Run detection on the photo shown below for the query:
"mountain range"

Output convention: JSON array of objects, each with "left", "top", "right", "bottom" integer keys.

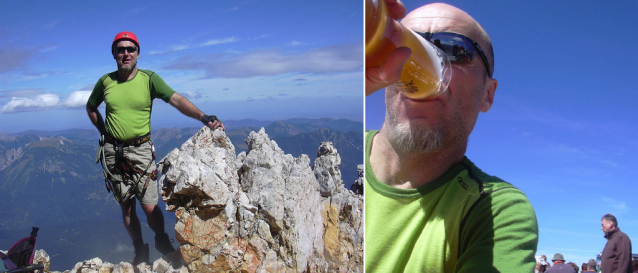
[{"left": 0, "top": 118, "right": 362, "bottom": 271}]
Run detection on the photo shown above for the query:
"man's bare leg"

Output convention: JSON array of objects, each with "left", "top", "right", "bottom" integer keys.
[
  {"left": 141, "top": 204, "right": 165, "bottom": 235},
  {"left": 121, "top": 198, "right": 149, "bottom": 265},
  {"left": 121, "top": 198, "right": 143, "bottom": 242},
  {"left": 141, "top": 203, "right": 175, "bottom": 255}
]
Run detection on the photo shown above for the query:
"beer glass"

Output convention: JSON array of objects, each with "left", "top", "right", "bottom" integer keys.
[{"left": 366, "top": 0, "right": 452, "bottom": 99}]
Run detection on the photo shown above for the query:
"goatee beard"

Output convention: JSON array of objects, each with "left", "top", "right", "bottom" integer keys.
[
  {"left": 386, "top": 121, "right": 444, "bottom": 154},
  {"left": 119, "top": 63, "right": 136, "bottom": 73}
]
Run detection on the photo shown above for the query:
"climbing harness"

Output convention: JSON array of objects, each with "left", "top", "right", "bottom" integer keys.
[{"left": 96, "top": 133, "right": 157, "bottom": 204}]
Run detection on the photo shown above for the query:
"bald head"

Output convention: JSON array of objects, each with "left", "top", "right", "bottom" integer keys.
[{"left": 400, "top": 3, "right": 494, "bottom": 76}]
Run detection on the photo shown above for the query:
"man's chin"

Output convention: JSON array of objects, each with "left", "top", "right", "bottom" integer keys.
[
  {"left": 386, "top": 123, "right": 443, "bottom": 154},
  {"left": 119, "top": 65, "right": 135, "bottom": 72}
]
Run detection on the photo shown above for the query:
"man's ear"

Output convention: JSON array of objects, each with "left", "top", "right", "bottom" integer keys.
[{"left": 479, "top": 78, "right": 497, "bottom": 113}]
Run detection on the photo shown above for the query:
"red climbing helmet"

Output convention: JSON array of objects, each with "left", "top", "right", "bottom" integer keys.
[{"left": 111, "top": 31, "right": 140, "bottom": 55}]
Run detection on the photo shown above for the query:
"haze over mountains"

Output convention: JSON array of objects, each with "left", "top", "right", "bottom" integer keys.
[{"left": 0, "top": 118, "right": 362, "bottom": 271}]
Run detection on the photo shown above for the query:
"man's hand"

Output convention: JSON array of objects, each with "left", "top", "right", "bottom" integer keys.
[
  {"left": 201, "top": 114, "right": 225, "bottom": 131},
  {"left": 365, "top": 0, "right": 411, "bottom": 96},
  {"left": 385, "top": 0, "right": 407, "bottom": 20},
  {"left": 366, "top": 47, "right": 411, "bottom": 96}
]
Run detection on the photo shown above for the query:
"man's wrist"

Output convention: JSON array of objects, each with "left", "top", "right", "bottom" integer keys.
[{"left": 200, "top": 114, "right": 220, "bottom": 125}]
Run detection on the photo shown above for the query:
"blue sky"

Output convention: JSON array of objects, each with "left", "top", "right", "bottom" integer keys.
[
  {"left": 366, "top": 0, "right": 638, "bottom": 267},
  {"left": 0, "top": 0, "right": 363, "bottom": 134}
]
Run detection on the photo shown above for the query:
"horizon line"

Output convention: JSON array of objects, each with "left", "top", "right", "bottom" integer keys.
[{"left": 0, "top": 117, "right": 364, "bottom": 135}]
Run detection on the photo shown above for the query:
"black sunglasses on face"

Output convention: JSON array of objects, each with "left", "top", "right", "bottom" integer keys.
[
  {"left": 415, "top": 32, "right": 492, "bottom": 78},
  {"left": 116, "top": 46, "right": 138, "bottom": 54}
]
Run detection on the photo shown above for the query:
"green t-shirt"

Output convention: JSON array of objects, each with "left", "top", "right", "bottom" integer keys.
[
  {"left": 365, "top": 130, "right": 538, "bottom": 273},
  {"left": 88, "top": 69, "right": 176, "bottom": 141}
]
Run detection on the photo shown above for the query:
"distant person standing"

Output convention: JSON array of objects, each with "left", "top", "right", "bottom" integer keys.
[
  {"left": 86, "top": 31, "right": 224, "bottom": 265},
  {"left": 632, "top": 259, "right": 638, "bottom": 273},
  {"left": 567, "top": 262, "right": 580, "bottom": 273},
  {"left": 537, "top": 254, "right": 552, "bottom": 273},
  {"left": 600, "top": 214, "right": 632, "bottom": 273},
  {"left": 545, "top": 253, "right": 576, "bottom": 273},
  {"left": 582, "top": 259, "right": 597, "bottom": 272}
]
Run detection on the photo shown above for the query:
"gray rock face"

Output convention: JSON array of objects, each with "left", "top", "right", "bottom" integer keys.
[
  {"left": 314, "top": 142, "right": 342, "bottom": 197},
  {"left": 157, "top": 127, "right": 362, "bottom": 272},
  {"left": 0, "top": 146, "right": 24, "bottom": 171},
  {"left": 160, "top": 127, "right": 239, "bottom": 213}
]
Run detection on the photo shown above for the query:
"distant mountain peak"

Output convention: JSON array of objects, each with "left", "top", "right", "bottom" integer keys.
[{"left": 26, "top": 136, "right": 70, "bottom": 148}]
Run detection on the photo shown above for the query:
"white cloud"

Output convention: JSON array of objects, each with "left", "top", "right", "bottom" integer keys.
[
  {"left": 64, "top": 91, "right": 91, "bottom": 108},
  {"left": 202, "top": 37, "right": 237, "bottom": 46},
  {"left": 601, "top": 197, "right": 628, "bottom": 214},
  {"left": 170, "top": 45, "right": 190, "bottom": 51},
  {"left": 1, "top": 94, "right": 60, "bottom": 112},
  {"left": 163, "top": 43, "right": 362, "bottom": 78},
  {"left": 42, "top": 20, "right": 59, "bottom": 29},
  {"left": 1, "top": 91, "right": 90, "bottom": 113},
  {"left": 182, "top": 91, "right": 202, "bottom": 100},
  {"left": 149, "top": 37, "right": 238, "bottom": 55},
  {"left": 112, "top": 243, "right": 133, "bottom": 253}
]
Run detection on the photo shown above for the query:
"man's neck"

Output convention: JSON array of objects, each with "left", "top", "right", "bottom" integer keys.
[
  {"left": 369, "top": 128, "right": 467, "bottom": 189},
  {"left": 117, "top": 68, "right": 137, "bottom": 81}
]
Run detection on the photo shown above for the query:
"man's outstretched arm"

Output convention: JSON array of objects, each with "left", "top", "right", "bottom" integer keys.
[{"left": 168, "top": 93, "right": 224, "bottom": 130}]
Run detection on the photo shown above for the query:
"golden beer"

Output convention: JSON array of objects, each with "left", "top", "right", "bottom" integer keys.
[{"left": 366, "top": 0, "right": 451, "bottom": 99}]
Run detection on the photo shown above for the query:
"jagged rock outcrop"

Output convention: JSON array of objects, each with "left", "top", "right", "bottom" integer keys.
[
  {"left": 32, "top": 127, "right": 362, "bottom": 272},
  {"left": 314, "top": 142, "right": 342, "bottom": 197},
  {"left": 157, "top": 127, "right": 363, "bottom": 272}
]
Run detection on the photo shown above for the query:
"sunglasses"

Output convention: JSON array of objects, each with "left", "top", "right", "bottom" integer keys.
[
  {"left": 115, "top": 46, "right": 138, "bottom": 54},
  {"left": 415, "top": 32, "right": 492, "bottom": 78}
]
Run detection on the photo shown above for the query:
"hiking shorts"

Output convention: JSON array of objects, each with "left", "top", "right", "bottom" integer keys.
[{"left": 104, "top": 141, "right": 158, "bottom": 205}]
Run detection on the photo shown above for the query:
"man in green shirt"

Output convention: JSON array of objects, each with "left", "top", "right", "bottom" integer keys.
[
  {"left": 86, "top": 31, "right": 224, "bottom": 265},
  {"left": 365, "top": 1, "right": 538, "bottom": 272}
]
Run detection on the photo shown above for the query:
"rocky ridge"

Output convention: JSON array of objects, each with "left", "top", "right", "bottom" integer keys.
[{"left": 31, "top": 127, "right": 362, "bottom": 272}]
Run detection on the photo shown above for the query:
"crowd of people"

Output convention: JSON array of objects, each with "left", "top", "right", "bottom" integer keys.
[
  {"left": 535, "top": 214, "right": 634, "bottom": 273},
  {"left": 535, "top": 254, "right": 638, "bottom": 273},
  {"left": 534, "top": 254, "right": 597, "bottom": 273}
]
